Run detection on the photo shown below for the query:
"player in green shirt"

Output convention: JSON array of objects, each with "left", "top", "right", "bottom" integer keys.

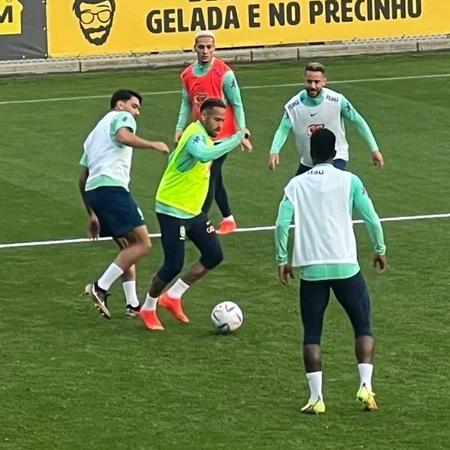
[
  {"left": 79, "top": 89, "right": 168, "bottom": 319},
  {"left": 139, "top": 98, "right": 246, "bottom": 331},
  {"left": 275, "top": 128, "right": 387, "bottom": 414},
  {"left": 268, "top": 62, "right": 384, "bottom": 175}
]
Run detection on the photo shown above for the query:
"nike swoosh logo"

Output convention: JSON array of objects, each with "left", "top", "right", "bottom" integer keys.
[{"left": 310, "top": 113, "right": 318, "bottom": 117}]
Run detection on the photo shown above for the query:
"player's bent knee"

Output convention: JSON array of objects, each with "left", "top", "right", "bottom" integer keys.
[{"left": 141, "top": 239, "right": 152, "bottom": 255}]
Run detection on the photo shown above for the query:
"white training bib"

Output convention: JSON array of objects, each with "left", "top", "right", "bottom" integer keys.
[
  {"left": 285, "top": 88, "right": 349, "bottom": 167},
  {"left": 284, "top": 164, "right": 358, "bottom": 267}
]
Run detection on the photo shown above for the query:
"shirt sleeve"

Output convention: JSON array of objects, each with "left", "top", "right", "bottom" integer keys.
[
  {"left": 341, "top": 97, "right": 379, "bottom": 152},
  {"left": 222, "top": 71, "right": 246, "bottom": 129},
  {"left": 275, "top": 195, "right": 295, "bottom": 265},
  {"left": 110, "top": 111, "right": 137, "bottom": 136},
  {"left": 79, "top": 151, "right": 88, "bottom": 167},
  {"left": 185, "top": 131, "right": 244, "bottom": 162},
  {"left": 270, "top": 111, "right": 293, "bottom": 154},
  {"left": 351, "top": 175, "right": 386, "bottom": 255},
  {"left": 175, "top": 87, "right": 192, "bottom": 132}
]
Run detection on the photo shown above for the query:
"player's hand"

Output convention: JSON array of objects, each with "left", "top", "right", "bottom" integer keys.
[
  {"left": 372, "top": 151, "right": 384, "bottom": 169},
  {"left": 88, "top": 213, "right": 100, "bottom": 240},
  {"left": 174, "top": 130, "right": 183, "bottom": 144},
  {"left": 268, "top": 153, "right": 280, "bottom": 171},
  {"left": 240, "top": 128, "right": 253, "bottom": 152},
  {"left": 278, "top": 264, "right": 294, "bottom": 286},
  {"left": 151, "top": 141, "right": 170, "bottom": 154},
  {"left": 373, "top": 254, "right": 388, "bottom": 273}
]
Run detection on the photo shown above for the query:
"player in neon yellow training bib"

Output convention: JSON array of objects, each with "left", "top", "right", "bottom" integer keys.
[{"left": 139, "top": 98, "right": 247, "bottom": 331}]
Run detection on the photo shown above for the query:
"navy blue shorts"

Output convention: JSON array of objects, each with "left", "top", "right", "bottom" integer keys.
[
  {"left": 295, "top": 158, "right": 347, "bottom": 176},
  {"left": 85, "top": 187, "right": 145, "bottom": 238},
  {"left": 156, "top": 212, "right": 223, "bottom": 283},
  {"left": 299, "top": 271, "right": 372, "bottom": 345}
]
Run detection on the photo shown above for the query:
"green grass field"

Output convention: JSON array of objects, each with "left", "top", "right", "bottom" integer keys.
[{"left": 0, "top": 53, "right": 449, "bottom": 449}]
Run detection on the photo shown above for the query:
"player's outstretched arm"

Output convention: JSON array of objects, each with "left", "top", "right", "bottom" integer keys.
[
  {"left": 116, "top": 128, "right": 169, "bottom": 153},
  {"left": 187, "top": 131, "right": 244, "bottom": 162}
]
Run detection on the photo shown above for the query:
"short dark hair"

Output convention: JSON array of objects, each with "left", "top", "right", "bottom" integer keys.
[
  {"left": 110, "top": 89, "right": 142, "bottom": 109},
  {"left": 305, "top": 62, "right": 326, "bottom": 74},
  {"left": 200, "top": 98, "right": 226, "bottom": 113},
  {"left": 310, "top": 128, "right": 336, "bottom": 162},
  {"left": 73, "top": 0, "right": 116, "bottom": 18}
]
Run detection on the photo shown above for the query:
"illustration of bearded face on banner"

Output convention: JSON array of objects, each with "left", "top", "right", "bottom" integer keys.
[{"left": 72, "top": 0, "right": 116, "bottom": 45}]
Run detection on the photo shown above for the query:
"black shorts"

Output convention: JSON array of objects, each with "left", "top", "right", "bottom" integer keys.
[
  {"left": 299, "top": 271, "right": 372, "bottom": 345},
  {"left": 85, "top": 187, "right": 145, "bottom": 238},
  {"left": 156, "top": 212, "right": 223, "bottom": 282}
]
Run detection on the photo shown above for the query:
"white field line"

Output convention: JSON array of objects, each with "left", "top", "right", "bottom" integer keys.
[
  {"left": 0, "top": 212, "right": 449, "bottom": 250},
  {"left": 1, "top": 73, "right": 450, "bottom": 106}
]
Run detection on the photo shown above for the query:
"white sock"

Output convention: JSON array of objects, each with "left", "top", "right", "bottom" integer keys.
[
  {"left": 166, "top": 279, "right": 190, "bottom": 299},
  {"left": 97, "top": 263, "right": 124, "bottom": 291},
  {"left": 223, "top": 214, "right": 235, "bottom": 222},
  {"left": 122, "top": 281, "right": 139, "bottom": 307},
  {"left": 358, "top": 363, "right": 373, "bottom": 391},
  {"left": 306, "top": 371, "right": 323, "bottom": 401},
  {"left": 142, "top": 293, "right": 158, "bottom": 311}
]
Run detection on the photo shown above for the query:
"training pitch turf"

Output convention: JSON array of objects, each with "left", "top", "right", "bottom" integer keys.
[{"left": 0, "top": 53, "right": 449, "bottom": 449}]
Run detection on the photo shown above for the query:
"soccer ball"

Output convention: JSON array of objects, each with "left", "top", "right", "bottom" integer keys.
[{"left": 211, "top": 301, "right": 243, "bottom": 333}]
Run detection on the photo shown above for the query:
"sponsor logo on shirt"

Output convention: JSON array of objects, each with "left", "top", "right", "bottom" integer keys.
[
  {"left": 307, "top": 123, "right": 325, "bottom": 136},
  {"left": 287, "top": 99, "right": 300, "bottom": 110},
  {"left": 193, "top": 93, "right": 208, "bottom": 107},
  {"left": 326, "top": 94, "right": 339, "bottom": 102}
]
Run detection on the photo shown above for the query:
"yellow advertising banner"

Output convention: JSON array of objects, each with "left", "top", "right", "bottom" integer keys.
[{"left": 47, "top": 0, "right": 450, "bottom": 58}]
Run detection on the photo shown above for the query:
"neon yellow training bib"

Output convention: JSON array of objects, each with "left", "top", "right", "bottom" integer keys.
[{"left": 156, "top": 122, "right": 213, "bottom": 215}]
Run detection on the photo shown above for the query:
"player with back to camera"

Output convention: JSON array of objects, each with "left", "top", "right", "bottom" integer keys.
[
  {"left": 275, "top": 128, "right": 387, "bottom": 414},
  {"left": 139, "top": 98, "right": 248, "bottom": 331},
  {"left": 268, "top": 62, "right": 384, "bottom": 175},
  {"left": 79, "top": 89, "right": 169, "bottom": 319},
  {"left": 174, "top": 30, "right": 252, "bottom": 235}
]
